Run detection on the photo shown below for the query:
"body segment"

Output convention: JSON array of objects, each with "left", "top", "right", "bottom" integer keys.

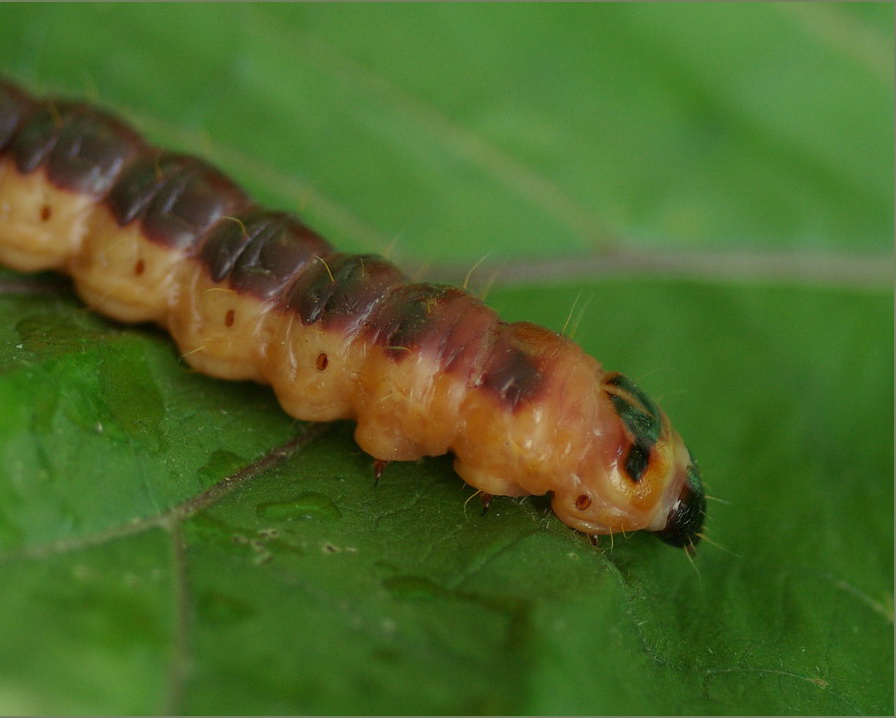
[{"left": 0, "top": 79, "right": 706, "bottom": 548}]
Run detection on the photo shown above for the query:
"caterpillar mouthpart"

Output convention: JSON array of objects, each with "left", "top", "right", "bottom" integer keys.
[{"left": 650, "top": 461, "right": 706, "bottom": 550}]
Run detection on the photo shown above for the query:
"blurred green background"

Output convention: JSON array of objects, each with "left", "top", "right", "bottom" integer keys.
[{"left": 0, "top": 4, "right": 892, "bottom": 714}]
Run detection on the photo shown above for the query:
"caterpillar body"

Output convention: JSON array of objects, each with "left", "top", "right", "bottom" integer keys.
[{"left": 0, "top": 78, "right": 705, "bottom": 549}]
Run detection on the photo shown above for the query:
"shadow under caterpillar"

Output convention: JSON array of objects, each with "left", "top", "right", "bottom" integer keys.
[{"left": 0, "top": 78, "right": 705, "bottom": 550}]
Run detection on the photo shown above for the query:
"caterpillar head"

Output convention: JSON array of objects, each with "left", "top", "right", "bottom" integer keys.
[{"left": 551, "top": 372, "right": 706, "bottom": 551}]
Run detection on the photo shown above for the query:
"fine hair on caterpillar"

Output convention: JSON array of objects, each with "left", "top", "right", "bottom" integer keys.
[{"left": 0, "top": 78, "right": 706, "bottom": 551}]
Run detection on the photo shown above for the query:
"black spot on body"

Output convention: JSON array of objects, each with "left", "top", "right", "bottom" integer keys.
[
  {"left": 623, "top": 440, "right": 650, "bottom": 483},
  {"left": 605, "top": 373, "right": 662, "bottom": 445},
  {"left": 604, "top": 373, "right": 667, "bottom": 483}
]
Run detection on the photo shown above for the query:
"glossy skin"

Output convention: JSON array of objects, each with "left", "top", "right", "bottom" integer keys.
[{"left": 0, "top": 79, "right": 705, "bottom": 548}]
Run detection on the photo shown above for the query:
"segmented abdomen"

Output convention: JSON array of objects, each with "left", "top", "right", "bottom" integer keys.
[{"left": 0, "top": 79, "right": 706, "bottom": 548}]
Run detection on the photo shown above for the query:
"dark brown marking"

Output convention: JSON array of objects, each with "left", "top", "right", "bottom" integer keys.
[
  {"left": 0, "top": 80, "right": 32, "bottom": 150},
  {"left": 106, "top": 152, "right": 249, "bottom": 252},
  {"left": 200, "top": 210, "right": 332, "bottom": 300},
  {"left": 40, "top": 205, "right": 51, "bottom": 221},
  {"left": 436, "top": 299, "right": 499, "bottom": 375},
  {"left": 140, "top": 162, "right": 249, "bottom": 250},
  {"left": 46, "top": 110, "right": 143, "bottom": 195},
  {"left": 6, "top": 101, "right": 78, "bottom": 174},
  {"left": 316, "top": 352, "right": 329, "bottom": 371},
  {"left": 1, "top": 95, "right": 142, "bottom": 196},
  {"left": 134, "top": 259, "right": 145, "bottom": 276},
  {"left": 107, "top": 154, "right": 194, "bottom": 226},
  {"left": 199, "top": 213, "right": 251, "bottom": 281},
  {"left": 284, "top": 254, "right": 405, "bottom": 329},
  {"left": 224, "top": 309, "right": 235, "bottom": 327},
  {"left": 575, "top": 494, "right": 591, "bottom": 510},
  {"left": 366, "top": 285, "right": 498, "bottom": 375},
  {"left": 479, "top": 325, "right": 544, "bottom": 411},
  {"left": 365, "top": 283, "right": 454, "bottom": 358}
]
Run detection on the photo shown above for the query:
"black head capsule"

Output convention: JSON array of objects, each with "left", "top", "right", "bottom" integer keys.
[{"left": 651, "top": 461, "right": 706, "bottom": 550}]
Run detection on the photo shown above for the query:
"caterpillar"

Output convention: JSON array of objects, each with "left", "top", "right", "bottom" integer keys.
[{"left": 0, "top": 78, "right": 705, "bottom": 550}]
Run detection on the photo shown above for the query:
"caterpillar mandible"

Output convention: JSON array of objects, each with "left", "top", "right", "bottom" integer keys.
[{"left": 0, "top": 78, "right": 706, "bottom": 550}]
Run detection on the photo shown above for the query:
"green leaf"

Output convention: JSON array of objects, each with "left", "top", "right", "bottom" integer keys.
[{"left": 0, "top": 4, "right": 891, "bottom": 714}]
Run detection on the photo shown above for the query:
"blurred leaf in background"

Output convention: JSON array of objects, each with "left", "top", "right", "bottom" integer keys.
[{"left": 0, "top": 3, "right": 892, "bottom": 715}]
